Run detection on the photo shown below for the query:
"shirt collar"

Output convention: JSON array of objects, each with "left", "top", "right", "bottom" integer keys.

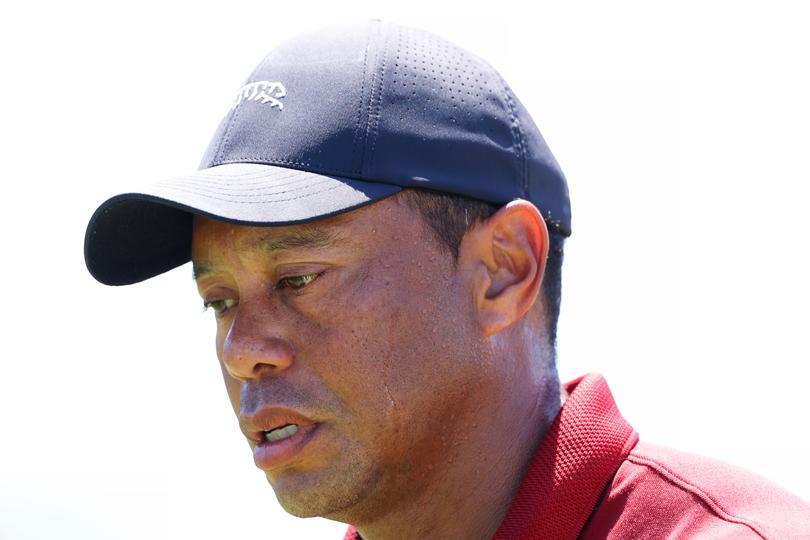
[{"left": 492, "top": 373, "right": 638, "bottom": 539}]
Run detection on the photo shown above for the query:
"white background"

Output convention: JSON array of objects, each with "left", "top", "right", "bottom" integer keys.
[{"left": 1, "top": 1, "right": 809, "bottom": 538}]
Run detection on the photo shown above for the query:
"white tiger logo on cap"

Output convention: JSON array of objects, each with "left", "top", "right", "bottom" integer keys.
[{"left": 231, "top": 81, "right": 286, "bottom": 110}]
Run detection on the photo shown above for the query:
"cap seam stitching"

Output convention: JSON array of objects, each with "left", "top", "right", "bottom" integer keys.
[
  {"left": 350, "top": 20, "right": 374, "bottom": 175},
  {"left": 214, "top": 157, "right": 358, "bottom": 177},
  {"left": 156, "top": 176, "right": 319, "bottom": 192},
  {"left": 500, "top": 81, "right": 528, "bottom": 199},
  {"left": 366, "top": 22, "right": 389, "bottom": 171},
  {"left": 358, "top": 21, "right": 382, "bottom": 175},
  {"left": 152, "top": 182, "right": 345, "bottom": 204},
  {"left": 169, "top": 171, "right": 308, "bottom": 184},
  {"left": 185, "top": 167, "right": 294, "bottom": 180},
  {"left": 154, "top": 177, "right": 334, "bottom": 196},
  {"left": 163, "top": 174, "right": 310, "bottom": 186}
]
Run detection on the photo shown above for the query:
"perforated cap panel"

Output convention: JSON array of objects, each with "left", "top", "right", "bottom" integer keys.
[{"left": 366, "top": 22, "right": 571, "bottom": 233}]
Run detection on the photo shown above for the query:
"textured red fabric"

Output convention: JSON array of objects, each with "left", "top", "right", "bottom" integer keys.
[
  {"left": 343, "top": 523, "right": 360, "bottom": 539},
  {"left": 579, "top": 441, "right": 810, "bottom": 539}
]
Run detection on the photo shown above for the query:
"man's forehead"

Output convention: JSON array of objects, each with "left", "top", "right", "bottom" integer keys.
[{"left": 191, "top": 203, "right": 375, "bottom": 279}]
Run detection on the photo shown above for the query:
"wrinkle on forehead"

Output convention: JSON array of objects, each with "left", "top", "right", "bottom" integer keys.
[{"left": 241, "top": 226, "right": 343, "bottom": 254}]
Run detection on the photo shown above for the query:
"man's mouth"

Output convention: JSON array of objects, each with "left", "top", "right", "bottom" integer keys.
[
  {"left": 239, "top": 408, "right": 321, "bottom": 470},
  {"left": 254, "top": 422, "right": 320, "bottom": 471},
  {"left": 264, "top": 423, "right": 299, "bottom": 443}
]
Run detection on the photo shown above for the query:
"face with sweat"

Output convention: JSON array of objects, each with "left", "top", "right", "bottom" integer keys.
[{"left": 191, "top": 193, "right": 546, "bottom": 523}]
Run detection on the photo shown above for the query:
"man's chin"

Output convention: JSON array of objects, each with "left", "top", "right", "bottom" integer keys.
[{"left": 266, "top": 465, "right": 378, "bottom": 521}]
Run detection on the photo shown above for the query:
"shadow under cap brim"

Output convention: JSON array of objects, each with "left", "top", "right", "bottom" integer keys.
[{"left": 84, "top": 163, "right": 402, "bottom": 286}]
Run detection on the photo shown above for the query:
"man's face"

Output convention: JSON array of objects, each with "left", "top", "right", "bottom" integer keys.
[{"left": 191, "top": 196, "right": 501, "bottom": 521}]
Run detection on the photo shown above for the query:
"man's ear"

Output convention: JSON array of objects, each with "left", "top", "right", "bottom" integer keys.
[{"left": 460, "top": 200, "right": 549, "bottom": 337}]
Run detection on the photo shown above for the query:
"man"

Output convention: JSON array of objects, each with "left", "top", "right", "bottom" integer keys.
[{"left": 84, "top": 19, "right": 810, "bottom": 539}]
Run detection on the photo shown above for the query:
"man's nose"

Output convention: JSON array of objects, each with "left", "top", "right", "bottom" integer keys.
[{"left": 221, "top": 309, "right": 294, "bottom": 381}]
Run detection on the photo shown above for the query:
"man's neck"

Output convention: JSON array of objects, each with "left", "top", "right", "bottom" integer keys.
[{"left": 352, "top": 375, "right": 564, "bottom": 540}]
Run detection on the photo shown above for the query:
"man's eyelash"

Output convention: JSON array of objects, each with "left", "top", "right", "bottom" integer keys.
[
  {"left": 275, "top": 272, "right": 322, "bottom": 290},
  {"left": 201, "top": 297, "right": 238, "bottom": 317}
]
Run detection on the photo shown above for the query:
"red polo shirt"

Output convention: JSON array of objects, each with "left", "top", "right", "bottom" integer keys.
[{"left": 344, "top": 373, "right": 810, "bottom": 539}]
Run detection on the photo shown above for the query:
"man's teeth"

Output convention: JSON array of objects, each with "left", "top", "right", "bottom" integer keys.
[{"left": 264, "top": 424, "right": 299, "bottom": 442}]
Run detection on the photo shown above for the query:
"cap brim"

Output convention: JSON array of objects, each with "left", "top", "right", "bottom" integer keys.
[{"left": 84, "top": 163, "right": 402, "bottom": 285}]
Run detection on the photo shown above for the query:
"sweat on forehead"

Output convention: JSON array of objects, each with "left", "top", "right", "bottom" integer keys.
[{"left": 193, "top": 221, "right": 340, "bottom": 276}]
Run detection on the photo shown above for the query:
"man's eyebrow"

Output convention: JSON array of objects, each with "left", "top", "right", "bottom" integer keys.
[
  {"left": 248, "top": 226, "right": 343, "bottom": 253},
  {"left": 192, "top": 224, "right": 349, "bottom": 281}
]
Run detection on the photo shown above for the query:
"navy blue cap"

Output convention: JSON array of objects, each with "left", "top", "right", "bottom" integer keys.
[{"left": 85, "top": 19, "right": 571, "bottom": 286}]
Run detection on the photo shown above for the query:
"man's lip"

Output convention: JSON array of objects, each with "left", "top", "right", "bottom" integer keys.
[
  {"left": 239, "top": 406, "right": 318, "bottom": 443},
  {"left": 253, "top": 422, "right": 321, "bottom": 471}
]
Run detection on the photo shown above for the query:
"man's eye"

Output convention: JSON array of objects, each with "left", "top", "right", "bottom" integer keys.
[
  {"left": 276, "top": 273, "right": 320, "bottom": 290},
  {"left": 203, "top": 298, "right": 237, "bottom": 315}
]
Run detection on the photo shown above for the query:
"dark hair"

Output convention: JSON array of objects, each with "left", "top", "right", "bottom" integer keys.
[{"left": 397, "top": 188, "right": 565, "bottom": 355}]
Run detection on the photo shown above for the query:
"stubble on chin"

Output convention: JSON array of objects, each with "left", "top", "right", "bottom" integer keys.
[{"left": 267, "top": 446, "right": 383, "bottom": 521}]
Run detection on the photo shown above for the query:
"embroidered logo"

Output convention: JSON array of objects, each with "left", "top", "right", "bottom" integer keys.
[{"left": 231, "top": 81, "right": 287, "bottom": 110}]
